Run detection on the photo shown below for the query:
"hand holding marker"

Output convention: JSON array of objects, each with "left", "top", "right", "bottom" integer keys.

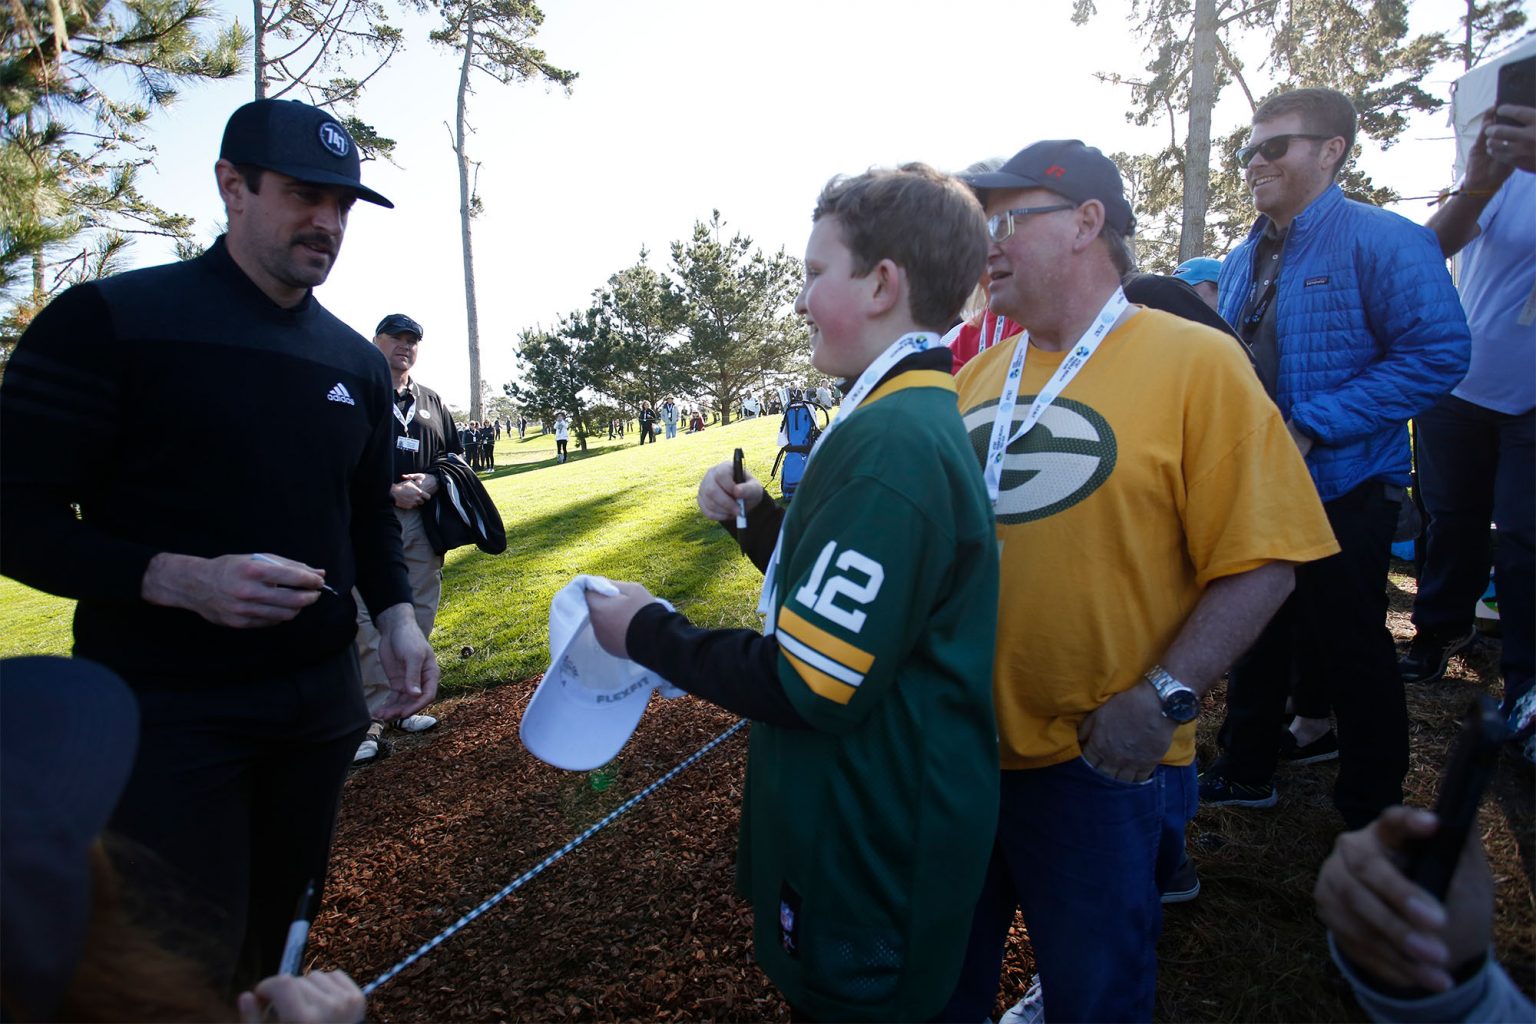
[
  {"left": 251, "top": 552, "right": 339, "bottom": 597},
  {"left": 733, "top": 448, "right": 748, "bottom": 529}
]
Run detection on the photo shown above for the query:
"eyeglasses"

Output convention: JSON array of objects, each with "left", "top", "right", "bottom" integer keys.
[
  {"left": 1235, "top": 133, "right": 1333, "bottom": 168},
  {"left": 986, "top": 203, "right": 1075, "bottom": 243}
]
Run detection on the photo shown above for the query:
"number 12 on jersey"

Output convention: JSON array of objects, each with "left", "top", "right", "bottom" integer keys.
[{"left": 793, "top": 541, "right": 885, "bottom": 634}]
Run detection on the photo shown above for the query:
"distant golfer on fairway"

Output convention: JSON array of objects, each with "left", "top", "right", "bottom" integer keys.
[{"left": 585, "top": 164, "right": 1000, "bottom": 1022}]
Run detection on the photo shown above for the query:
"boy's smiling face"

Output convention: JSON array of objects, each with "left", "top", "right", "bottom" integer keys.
[{"left": 796, "top": 215, "right": 870, "bottom": 378}]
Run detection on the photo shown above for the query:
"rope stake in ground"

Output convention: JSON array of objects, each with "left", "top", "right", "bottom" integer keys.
[{"left": 362, "top": 718, "right": 748, "bottom": 995}]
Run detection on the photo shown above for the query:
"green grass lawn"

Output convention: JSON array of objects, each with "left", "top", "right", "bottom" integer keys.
[{"left": 0, "top": 415, "right": 791, "bottom": 694}]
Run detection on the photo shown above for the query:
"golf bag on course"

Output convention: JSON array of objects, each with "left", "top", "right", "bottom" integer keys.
[{"left": 770, "top": 387, "right": 830, "bottom": 499}]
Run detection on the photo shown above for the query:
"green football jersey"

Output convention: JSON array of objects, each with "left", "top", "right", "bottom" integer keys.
[{"left": 739, "top": 367, "right": 1000, "bottom": 1021}]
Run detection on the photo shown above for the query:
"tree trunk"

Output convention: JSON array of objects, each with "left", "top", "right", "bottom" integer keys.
[
  {"left": 454, "top": 15, "right": 483, "bottom": 422},
  {"left": 1179, "top": 0, "right": 1219, "bottom": 263},
  {"left": 254, "top": 0, "right": 266, "bottom": 98},
  {"left": 31, "top": 251, "right": 43, "bottom": 303},
  {"left": 1463, "top": 0, "right": 1473, "bottom": 69}
]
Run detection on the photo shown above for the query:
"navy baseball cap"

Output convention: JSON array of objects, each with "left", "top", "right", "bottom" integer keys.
[
  {"left": 1, "top": 657, "right": 140, "bottom": 1021},
  {"left": 963, "top": 140, "right": 1135, "bottom": 235},
  {"left": 220, "top": 99, "right": 393, "bottom": 208},
  {"left": 1172, "top": 256, "right": 1222, "bottom": 285},
  {"left": 375, "top": 313, "right": 424, "bottom": 339}
]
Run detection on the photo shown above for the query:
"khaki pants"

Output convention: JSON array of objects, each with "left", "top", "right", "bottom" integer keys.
[{"left": 353, "top": 506, "right": 442, "bottom": 738}]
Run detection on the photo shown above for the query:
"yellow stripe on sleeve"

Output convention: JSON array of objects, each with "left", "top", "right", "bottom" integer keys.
[
  {"left": 777, "top": 605, "right": 875, "bottom": 673},
  {"left": 781, "top": 648, "right": 857, "bottom": 706}
]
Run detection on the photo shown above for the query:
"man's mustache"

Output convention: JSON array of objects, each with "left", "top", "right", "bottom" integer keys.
[{"left": 291, "top": 233, "right": 337, "bottom": 256}]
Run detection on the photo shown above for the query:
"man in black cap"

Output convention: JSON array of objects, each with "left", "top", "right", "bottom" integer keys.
[
  {"left": 352, "top": 314, "right": 460, "bottom": 765},
  {"left": 0, "top": 98, "right": 437, "bottom": 985},
  {"left": 942, "top": 140, "right": 1337, "bottom": 1021}
]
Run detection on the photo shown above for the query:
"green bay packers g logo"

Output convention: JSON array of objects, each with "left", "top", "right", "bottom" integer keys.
[{"left": 963, "top": 396, "right": 1117, "bottom": 524}]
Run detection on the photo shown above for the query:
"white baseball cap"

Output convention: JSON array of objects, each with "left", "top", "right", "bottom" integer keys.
[{"left": 520, "top": 575, "right": 682, "bottom": 771}]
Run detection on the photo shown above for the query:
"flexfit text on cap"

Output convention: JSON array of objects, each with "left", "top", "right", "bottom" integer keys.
[
  {"left": 962, "top": 140, "right": 1135, "bottom": 235},
  {"left": 1172, "top": 256, "right": 1222, "bottom": 286},
  {"left": 220, "top": 99, "right": 393, "bottom": 208},
  {"left": 376, "top": 313, "right": 424, "bottom": 339},
  {"left": 521, "top": 576, "right": 682, "bottom": 771}
]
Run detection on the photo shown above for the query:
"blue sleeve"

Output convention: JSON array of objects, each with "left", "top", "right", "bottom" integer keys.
[{"left": 1289, "top": 220, "right": 1470, "bottom": 446}]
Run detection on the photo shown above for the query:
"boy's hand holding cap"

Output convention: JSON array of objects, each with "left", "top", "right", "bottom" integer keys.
[{"left": 520, "top": 575, "right": 682, "bottom": 771}]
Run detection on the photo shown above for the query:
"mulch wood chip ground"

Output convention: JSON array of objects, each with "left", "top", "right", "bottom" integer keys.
[{"left": 313, "top": 585, "right": 1534, "bottom": 1022}]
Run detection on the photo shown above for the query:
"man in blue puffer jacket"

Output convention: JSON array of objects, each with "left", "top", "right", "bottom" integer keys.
[{"left": 1203, "top": 88, "right": 1470, "bottom": 829}]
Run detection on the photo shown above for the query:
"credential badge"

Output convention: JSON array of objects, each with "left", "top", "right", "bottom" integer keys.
[{"left": 317, "top": 122, "right": 350, "bottom": 158}]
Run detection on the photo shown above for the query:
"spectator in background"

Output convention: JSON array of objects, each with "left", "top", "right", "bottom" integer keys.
[
  {"left": 661, "top": 397, "right": 679, "bottom": 439},
  {"left": 944, "top": 158, "right": 1022, "bottom": 375},
  {"left": 638, "top": 400, "right": 657, "bottom": 445},
  {"left": 1314, "top": 804, "right": 1533, "bottom": 1022},
  {"left": 479, "top": 420, "right": 496, "bottom": 470},
  {"left": 1121, "top": 271, "right": 1243, "bottom": 342},
  {"left": 0, "top": 656, "right": 368, "bottom": 1023},
  {"left": 1171, "top": 255, "right": 1222, "bottom": 310},
  {"left": 352, "top": 314, "right": 454, "bottom": 766},
  {"left": 1205, "top": 88, "right": 1471, "bottom": 828},
  {"left": 1401, "top": 103, "right": 1534, "bottom": 731},
  {"left": 553, "top": 411, "right": 569, "bottom": 463}
]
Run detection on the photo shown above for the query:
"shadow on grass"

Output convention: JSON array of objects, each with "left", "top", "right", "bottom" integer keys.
[
  {"left": 476, "top": 439, "right": 634, "bottom": 482},
  {"left": 433, "top": 490, "right": 755, "bottom": 692}
]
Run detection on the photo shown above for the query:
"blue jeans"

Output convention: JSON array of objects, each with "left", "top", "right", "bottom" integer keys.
[
  {"left": 1414, "top": 395, "right": 1534, "bottom": 713},
  {"left": 943, "top": 759, "right": 1172, "bottom": 1023},
  {"left": 664, "top": 421, "right": 677, "bottom": 439},
  {"left": 1156, "top": 761, "right": 1198, "bottom": 888}
]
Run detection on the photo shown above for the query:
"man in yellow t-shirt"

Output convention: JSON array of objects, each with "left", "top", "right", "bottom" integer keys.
[{"left": 942, "top": 140, "right": 1340, "bottom": 1023}]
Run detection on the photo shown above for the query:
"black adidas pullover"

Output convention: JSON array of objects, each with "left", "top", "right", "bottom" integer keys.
[{"left": 0, "top": 237, "right": 411, "bottom": 687}]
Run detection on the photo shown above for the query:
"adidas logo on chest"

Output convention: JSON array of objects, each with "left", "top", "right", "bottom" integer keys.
[{"left": 327, "top": 382, "right": 356, "bottom": 406}]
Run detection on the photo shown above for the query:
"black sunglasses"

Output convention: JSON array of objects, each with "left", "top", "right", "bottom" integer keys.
[{"left": 1235, "top": 133, "right": 1334, "bottom": 168}]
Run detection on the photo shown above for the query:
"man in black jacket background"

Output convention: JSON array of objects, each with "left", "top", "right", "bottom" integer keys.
[{"left": 352, "top": 313, "right": 462, "bottom": 764}]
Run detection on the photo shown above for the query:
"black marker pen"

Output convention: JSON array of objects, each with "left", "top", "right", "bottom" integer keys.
[
  {"left": 278, "top": 880, "right": 317, "bottom": 976},
  {"left": 733, "top": 448, "right": 748, "bottom": 529}
]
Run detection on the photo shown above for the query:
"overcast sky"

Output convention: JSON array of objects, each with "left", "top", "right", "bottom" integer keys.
[{"left": 124, "top": 0, "right": 1478, "bottom": 407}]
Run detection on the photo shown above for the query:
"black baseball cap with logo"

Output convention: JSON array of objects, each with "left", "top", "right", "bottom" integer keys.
[
  {"left": 220, "top": 99, "right": 393, "bottom": 208},
  {"left": 963, "top": 139, "right": 1135, "bottom": 235},
  {"left": 375, "top": 313, "right": 424, "bottom": 339}
]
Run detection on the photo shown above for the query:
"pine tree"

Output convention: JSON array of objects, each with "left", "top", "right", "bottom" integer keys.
[
  {"left": 431, "top": 0, "right": 573, "bottom": 421},
  {"left": 1074, "top": 0, "right": 1451, "bottom": 263},
  {"left": 670, "top": 211, "right": 801, "bottom": 427},
  {"left": 252, "top": 0, "right": 407, "bottom": 159},
  {"left": 1, "top": 0, "right": 247, "bottom": 358}
]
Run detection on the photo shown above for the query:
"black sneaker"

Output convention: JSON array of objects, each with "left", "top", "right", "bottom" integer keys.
[
  {"left": 1278, "top": 728, "right": 1339, "bottom": 765},
  {"left": 1160, "top": 856, "right": 1201, "bottom": 904},
  {"left": 1198, "top": 770, "right": 1278, "bottom": 808},
  {"left": 1399, "top": 625, "right": 1477, "bottom": 684}
]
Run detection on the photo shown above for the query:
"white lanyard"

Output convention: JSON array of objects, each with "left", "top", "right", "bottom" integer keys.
[
  {"left": 756, "top": 332, "right": 938, "bottom": 629},
  {"left": 980, "top": 311, "right": 1007, "bottom": 353},
  {"left": 392, "top": 383, "right": 417, "bottom": 431},
  {"left": 983, "top": 289, "right": 1128, "bottom": 507}
]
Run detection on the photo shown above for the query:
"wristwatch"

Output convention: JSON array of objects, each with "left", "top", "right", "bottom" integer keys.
[{"left": 1144, "top": 665, "right": 1199, "bottom": 724}]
